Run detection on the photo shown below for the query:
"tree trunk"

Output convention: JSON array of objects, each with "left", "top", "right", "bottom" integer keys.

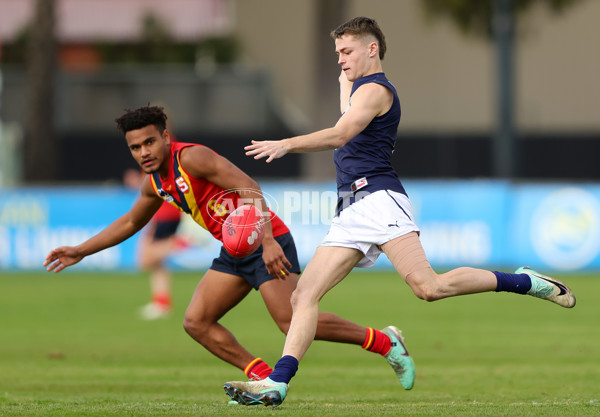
[{"left": 23, "top": 0, "right": 58, "bottom": 183}]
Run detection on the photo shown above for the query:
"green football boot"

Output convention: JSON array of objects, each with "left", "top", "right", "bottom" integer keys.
[
  {"left": 516, "top": 266, "right": 576, "bottom": 308},
  {"left": 224, "top": 377, "right": 288, "bottom": 407},
  {"left": 382, "top": 326, "right": 416, "bottom": 390}
]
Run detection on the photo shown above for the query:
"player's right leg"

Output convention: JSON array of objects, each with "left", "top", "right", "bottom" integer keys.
[
  {"left": 225, "top": 246, "right": 384, "bottom": 407},
  {"left": 281, "top": 245, "right": 364, "bottom": 361},
  {"left": 138, "top": 225, "right": 176, "bottom": 319},
  {"left": 183, "top": 269, "right": 259, "bottom": 371},
  {"left": 138, "top": 219, "right": 180, "bottom": 272},
  {"left": 252, "top": 232, "right": 371, "bottom": 349},
  {"left": 139, "top": 265, "right": 173, "bottom": 320},
  {"left": 258, "top": 271, "right": 367, "bottom": 345}
]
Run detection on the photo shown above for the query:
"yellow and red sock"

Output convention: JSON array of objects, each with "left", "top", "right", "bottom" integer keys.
[
  {"left": 244, "top": 358, "right": 273, "bottom": 381},
  {"left": 152, "top": 293, "right": 172, "bottom": 309},
  {"left": 362, "top": 327, "right": 392, "bottom": 356}
]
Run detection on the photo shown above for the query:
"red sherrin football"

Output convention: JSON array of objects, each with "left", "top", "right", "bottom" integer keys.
[{"left": 222, "top": 205, "right": 265, "bottom": 258}]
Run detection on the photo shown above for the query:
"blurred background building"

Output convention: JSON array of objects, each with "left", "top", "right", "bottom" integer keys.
[
  {"left": 1, "top": 0, "right": 600, "bottom": 272},
  {"left": 1, "top": 0, "right": 598, "bottom": 184}
]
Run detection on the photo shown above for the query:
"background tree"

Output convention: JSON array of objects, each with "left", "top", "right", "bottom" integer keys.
[
  {"left": 422, "top": 0, "right": 582, "bottom": 37},
  {"left": 421, "top": 0, "right": 583, "bottom": 178},
  {"left": 23, "top": 0, "right": 58, "bottom": 183}
]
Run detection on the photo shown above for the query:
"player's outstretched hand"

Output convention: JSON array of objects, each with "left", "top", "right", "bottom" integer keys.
[
  {"left": 44, "top": 246, "right": 84, "bottom": 273},
  {"left": 245, "top": 140, "right": 288, "bottom": 163}
]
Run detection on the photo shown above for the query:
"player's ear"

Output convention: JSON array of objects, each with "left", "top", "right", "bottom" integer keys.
[
  {"left": 163, "top": 129, "right": 171, "bottom": 144},
  {"left": 369, "top": 42, "right": 378, "bottom": 58}
]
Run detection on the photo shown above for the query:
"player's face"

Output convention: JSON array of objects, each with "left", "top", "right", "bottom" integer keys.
[
  {"left": 335, "top": 34, "right": 377, "bottom": 82},
  {"left": 125, "top": 125, "right": 171, "bottom": 175}
]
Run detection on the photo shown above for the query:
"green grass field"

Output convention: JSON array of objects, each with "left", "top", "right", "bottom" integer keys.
[{"left": 0, "top": 270, "right": 598, "bottom": 416}]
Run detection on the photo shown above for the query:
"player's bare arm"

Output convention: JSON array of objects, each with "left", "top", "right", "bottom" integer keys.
[
  {"left": 44, "top": 178, "right": 163, "bottom": 273},
  {"left": 245, "top": 82, "right": 392, "bottom": 162},
  {"left": 178, "top": 146, "right": 291, "bottom": 277}
]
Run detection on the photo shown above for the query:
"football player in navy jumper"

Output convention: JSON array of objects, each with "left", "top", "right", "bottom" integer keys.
[{"left": 224, "top": 16, "right": 576, "bottom": 407}]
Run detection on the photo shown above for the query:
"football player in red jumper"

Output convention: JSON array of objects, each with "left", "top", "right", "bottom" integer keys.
[{"left": 44, "top": 105, "right": 410, "bottom": 387}]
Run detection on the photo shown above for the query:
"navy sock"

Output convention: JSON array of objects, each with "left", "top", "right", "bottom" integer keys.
[
  {"left": 493, "top": 271, "right": 532, "bottom": 294},
  {"left": 268, "top": 355, "right": 299, "bottom": 384}
]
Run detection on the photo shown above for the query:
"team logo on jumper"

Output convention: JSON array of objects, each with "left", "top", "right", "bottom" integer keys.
[
  {"left": 530, "top": 187, "right": 600, "bottom": 270},
  {"left": 157, "top": 189, "right": 174, "bottom": 203}
]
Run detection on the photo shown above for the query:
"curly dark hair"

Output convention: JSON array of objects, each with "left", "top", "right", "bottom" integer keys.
[
  {"left": 330, "top": 16, "right": 387, "bottom": 60},
  {"left": 115, "top": 105, "right": 168, "bottom": 134}
]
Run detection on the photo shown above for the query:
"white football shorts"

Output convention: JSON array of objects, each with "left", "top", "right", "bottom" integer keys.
[{"left": 320, "top": 190, "right": 420, "bottom": 268}]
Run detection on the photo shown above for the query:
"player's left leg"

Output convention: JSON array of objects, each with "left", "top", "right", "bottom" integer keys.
[
  {"left": 382, "top": 232, "right": 496, "bottom": 301},
  {"left": 382, "top": 232, "right": 575, "bottom": 307}
]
